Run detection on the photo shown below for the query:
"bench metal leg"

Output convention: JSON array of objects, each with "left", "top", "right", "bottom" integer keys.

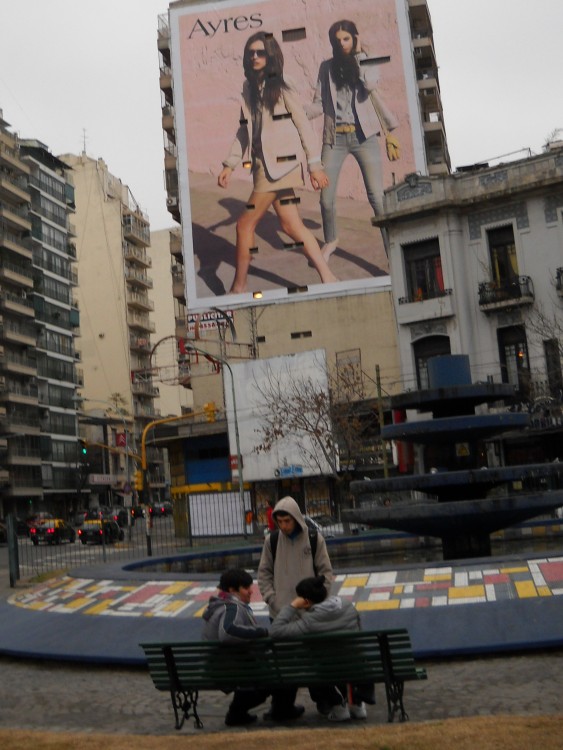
[
  {"left": 170, "top": 688, "right": 203, "bottom": 730},
  {"left": 384, "top": 679, "right": 408, "bottom": 723}
]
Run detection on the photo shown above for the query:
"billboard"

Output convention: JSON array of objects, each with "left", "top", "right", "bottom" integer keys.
[
  {"left": 169, "top": 0, "right": 426, "bottom": 311},
  {"left": 225, "top": 349, "right": 333, "bottom": 482}
]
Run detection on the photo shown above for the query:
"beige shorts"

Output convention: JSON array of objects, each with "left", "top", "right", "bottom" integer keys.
[{"left": 252, "top": 155, "right": 304, "bottom": 193}]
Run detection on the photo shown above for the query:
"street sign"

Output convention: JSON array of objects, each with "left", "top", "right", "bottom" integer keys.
[{"left": 275, "top": 465, "right": 304, "bottom": 478}]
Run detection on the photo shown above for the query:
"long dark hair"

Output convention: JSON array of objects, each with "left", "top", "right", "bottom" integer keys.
[
  {"left": 328, "top": 20, "right": 361, "bottom": 90},
  {"left": 243, "top": 31, "right": 288, "bottom": 114}
]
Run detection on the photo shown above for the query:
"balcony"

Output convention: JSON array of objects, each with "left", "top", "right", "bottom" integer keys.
[
  {"left": 0, "top": 226, "right": 32, "bottom": 259},
  {"left": 123, "top": 241, "right": 151, "bottom": 267},
  {"left": 131, "top": 380, "right": 159, "bottom": 397},
  {"left": 0, "top": 291, "right": 35, "bottom": 317},
  {"left": 0, "top": 203, "right": 31, "bottom": 233},
  {"left": 123, "top": 211, "right": 150, "bottom": 246},
  {"left": 0, "top": 174, "right": 30, "bottom": 203},
  {"left": 396, "top": 288, "right": 454, "bottom": 325},
  {"left": 125, "top": 267, "right": 153, "bottom": 288},
  {"left": 127, "top": 290, "right": 154, "bottom": 312},
  {"left": 128, "top": 312, "right": 155, "bottom": 333},
  {"left": 129, "top": 334, "right": 151, "bottom": 352},
  {"left": 478, "top": 276, "right": 534, "bottom": 312},
  {"left": 0, "top": 259, "right": 34, "bottom": 288},
  {"left": 1, "top": 320, "right": 37, "bottom": 346}
]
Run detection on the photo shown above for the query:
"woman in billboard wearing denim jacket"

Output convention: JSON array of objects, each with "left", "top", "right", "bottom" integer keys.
[
  {"left": 306, "top": 19, "right": 399, "bottom": 261},
  {"left": 218, "top": 31, "right": 338, "bottom": 294}
]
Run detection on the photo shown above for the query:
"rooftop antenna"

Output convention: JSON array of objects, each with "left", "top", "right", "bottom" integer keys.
[{"left": 82, "top": 128, "right": 87, "bottom": 155}]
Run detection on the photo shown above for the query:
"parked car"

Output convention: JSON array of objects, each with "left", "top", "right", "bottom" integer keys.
[
  {"left": 84, "top": 507, "right": 111, "bottom": 521},
  {"left": 29, "top": 519, "right": 76, "bottom": 545},
  {"left": 130, "top": 505, "right": 145, "bottom": 521},
  {"left": 109, "top": 506, "right": 134, "bottom": 528},
  {"left": 151, "top": 501, "right": 173, "bottom": 518},
  {"left": 26, "top": 512, "right": 54, "bottom": 531},
  {"left": 77, "top": 519, "right": 124, "bottom": 545}
]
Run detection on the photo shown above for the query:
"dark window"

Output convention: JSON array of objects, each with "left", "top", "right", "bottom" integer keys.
[
  {"left": 544, "top": 339, "right": 563, "bottom": 396},
  {"left": 403, "top": 238, "right": 444, "bottom": 302},
  {"left": 487, "top": 226, "right": 518, "bottom": 286},
  {"left": 412, "top": 336, "right": 451, "bottom": 389},
  {"left": 497, "top": 326, "right": 530, "bottom": 397}
]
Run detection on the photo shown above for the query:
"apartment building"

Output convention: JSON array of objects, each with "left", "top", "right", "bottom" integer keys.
[
  {"left": 0, "top": 112, "right": 85, "bottom": 517},
  {"left": 60, "top": 153, "right": 165, "bottom": 500}
]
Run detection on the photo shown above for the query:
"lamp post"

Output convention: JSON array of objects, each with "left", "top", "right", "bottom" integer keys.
[{"left": 183, "top": 342, "right": 247, "bottom": 537}]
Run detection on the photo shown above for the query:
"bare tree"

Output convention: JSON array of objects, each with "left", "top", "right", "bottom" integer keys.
[{"left": 252, "top": 356, "right": 381, "bottom": 478}]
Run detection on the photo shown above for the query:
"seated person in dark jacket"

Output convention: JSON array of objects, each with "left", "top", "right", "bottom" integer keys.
[
  {"left": 202, "top": 568, "right": 269, "bottom": 726},
  {"left": 202, "top": 568, "right": 303, "bottom": 726},
  {"left": 270, "top": 574, "right": 368, "bottom": 722}
]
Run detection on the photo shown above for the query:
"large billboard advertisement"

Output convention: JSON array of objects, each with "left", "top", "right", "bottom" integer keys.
[{"left": 169, "top": 0, "right": 426, "bottom": 311}]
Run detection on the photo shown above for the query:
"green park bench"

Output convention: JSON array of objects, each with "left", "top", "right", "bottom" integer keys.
[{"left": 140, "top": 628, "right": 427, "bottom": 730}]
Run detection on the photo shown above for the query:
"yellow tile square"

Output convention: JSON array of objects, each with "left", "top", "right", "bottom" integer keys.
[
  {"left": 448, "top": 585, "right": 485, "bottom": 599},
  {"left": 515, "top": 580, "right": 537, "bottom": 598}
]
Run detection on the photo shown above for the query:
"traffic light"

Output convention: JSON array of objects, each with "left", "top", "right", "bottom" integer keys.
[
  {"left": 78, "top": 439, "right": 87, "bottom": 457},
  {"left": 134, "top": 470, "right": 144, "bottom": 491},
  {"left": 203, "top": 401, "right": 216, "bottom": 422}
]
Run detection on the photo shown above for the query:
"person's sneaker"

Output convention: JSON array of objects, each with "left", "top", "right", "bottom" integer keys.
[
  {"left": 327, "top": 703, "right": 351, "bottom": 722},
  {"left": 350, "top": 702, "right": 367, "bottom": 720},
  {"left": 225, "top": 711, "right": 258, "bottom": 727},
  {"left": 316, "top": 701, "right": 332, "bottom": 717},
  {"left": 264, "top": 704, "right": 305, "bottom": 721}
]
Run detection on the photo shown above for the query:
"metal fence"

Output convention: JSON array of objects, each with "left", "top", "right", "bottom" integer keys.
[{"left": 7, "top": 490, "right": 256, "bottom": 583}]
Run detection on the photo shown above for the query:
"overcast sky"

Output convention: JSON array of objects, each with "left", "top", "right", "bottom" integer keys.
[{"left": 1, "top": 0, "right": 562, "bottom": 231}]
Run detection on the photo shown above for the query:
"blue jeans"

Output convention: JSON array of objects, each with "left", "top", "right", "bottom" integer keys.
[{"left": 320, "top": 132, "right": 383, "bottom": 243}]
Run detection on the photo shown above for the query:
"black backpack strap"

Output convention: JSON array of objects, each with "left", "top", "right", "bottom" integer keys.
[
  {"left": 270, "top": 530, "right": 279, "bottom": 563},
  {"left": 270, "top": 527, "right": 318, "bottom": 574}
]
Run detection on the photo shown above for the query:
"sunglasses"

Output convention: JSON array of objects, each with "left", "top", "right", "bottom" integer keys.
[{"left": 247, "top": 49, "right": 267, "bottom": 59}]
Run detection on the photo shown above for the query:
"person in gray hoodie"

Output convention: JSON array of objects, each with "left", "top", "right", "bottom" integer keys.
[
  {"left": 258, "top": 495, "right": 333, "bottom": 619},
  {"left": 270, "top": 575, "right": 369, "bottom": 722}
]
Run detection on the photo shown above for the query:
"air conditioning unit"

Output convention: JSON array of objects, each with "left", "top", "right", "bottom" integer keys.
[{"left": 166, "top": 196, "right": 178, "bottom": 208}]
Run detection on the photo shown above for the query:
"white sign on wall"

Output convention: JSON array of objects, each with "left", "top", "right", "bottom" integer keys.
[{"left": 225, "top": 349, "right": 333, "bottom": 482}]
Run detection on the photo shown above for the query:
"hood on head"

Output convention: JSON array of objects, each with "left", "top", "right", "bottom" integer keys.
[{"left": 272, "top": 496, "right": 307, "bottom": 533}]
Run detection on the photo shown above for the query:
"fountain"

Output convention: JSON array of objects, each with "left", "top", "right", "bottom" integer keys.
[{"left": 345, "top": 355, "right": 563, "bottom": 559}]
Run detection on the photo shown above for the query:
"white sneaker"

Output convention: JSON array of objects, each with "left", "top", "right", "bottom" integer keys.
[
  {"left": 327, "top": 703, "right": 351, "bottom": 722},
  {"left": 350, "top": 702, "right": 367, "bottom": 720}
]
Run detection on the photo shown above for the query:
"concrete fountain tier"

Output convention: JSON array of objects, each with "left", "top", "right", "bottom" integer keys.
[{"left": 346, "top": 355, "right": 563, "bottom": 560}]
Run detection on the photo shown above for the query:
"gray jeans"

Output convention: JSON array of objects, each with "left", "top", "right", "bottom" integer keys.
[{"left": 320, "top": 132, "right": 384, "bottom": 243}]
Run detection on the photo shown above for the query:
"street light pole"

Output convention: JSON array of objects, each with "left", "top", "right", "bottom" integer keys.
[{"left": 184, "top": 342, "right": 247, "bottom": 538}]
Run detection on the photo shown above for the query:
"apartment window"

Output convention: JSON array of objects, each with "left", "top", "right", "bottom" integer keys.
[
  {"left": 290, "top": 331, "right": 312, "bottom": 339},
  {"left": 544, "top": 339, "right": 563, "bottom": 396},
  {"left": 403, "top": 238, "right": 444, "bottom": 302},
  {"left": 498, "top": 326, "right": 530, "bottom": 397},
  {"left": 413, "top": 336, "right": 451, "bottom": 389},
  {"left": 487, "top": 226, "right": 518, "bottom": 286}
]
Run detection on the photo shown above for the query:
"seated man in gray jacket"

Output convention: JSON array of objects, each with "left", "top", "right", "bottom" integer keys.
[{"left": 202, "top": 568, "right": 269, "bottom": 726}]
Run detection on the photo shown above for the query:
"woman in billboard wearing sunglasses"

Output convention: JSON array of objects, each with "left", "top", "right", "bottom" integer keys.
[
  {"left": 218, "top": 31, "right": 337, "bottom": 294},
  {"left": 306, "top": 19, "right": 399, "bottom": 261}
]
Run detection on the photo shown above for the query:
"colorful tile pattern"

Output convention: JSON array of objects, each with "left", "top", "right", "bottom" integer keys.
[{"left": 9, "top": 555, "right": 563, "bottom": 619}]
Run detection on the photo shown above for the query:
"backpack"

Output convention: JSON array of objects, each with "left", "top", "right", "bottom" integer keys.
[{"left": 269, "top": 528, "right": 318, "bottom": 575}]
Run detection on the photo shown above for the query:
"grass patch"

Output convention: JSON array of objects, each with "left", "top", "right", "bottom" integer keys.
[{"left": 1, "top": 715, "right": 563, "bottom": 750}]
